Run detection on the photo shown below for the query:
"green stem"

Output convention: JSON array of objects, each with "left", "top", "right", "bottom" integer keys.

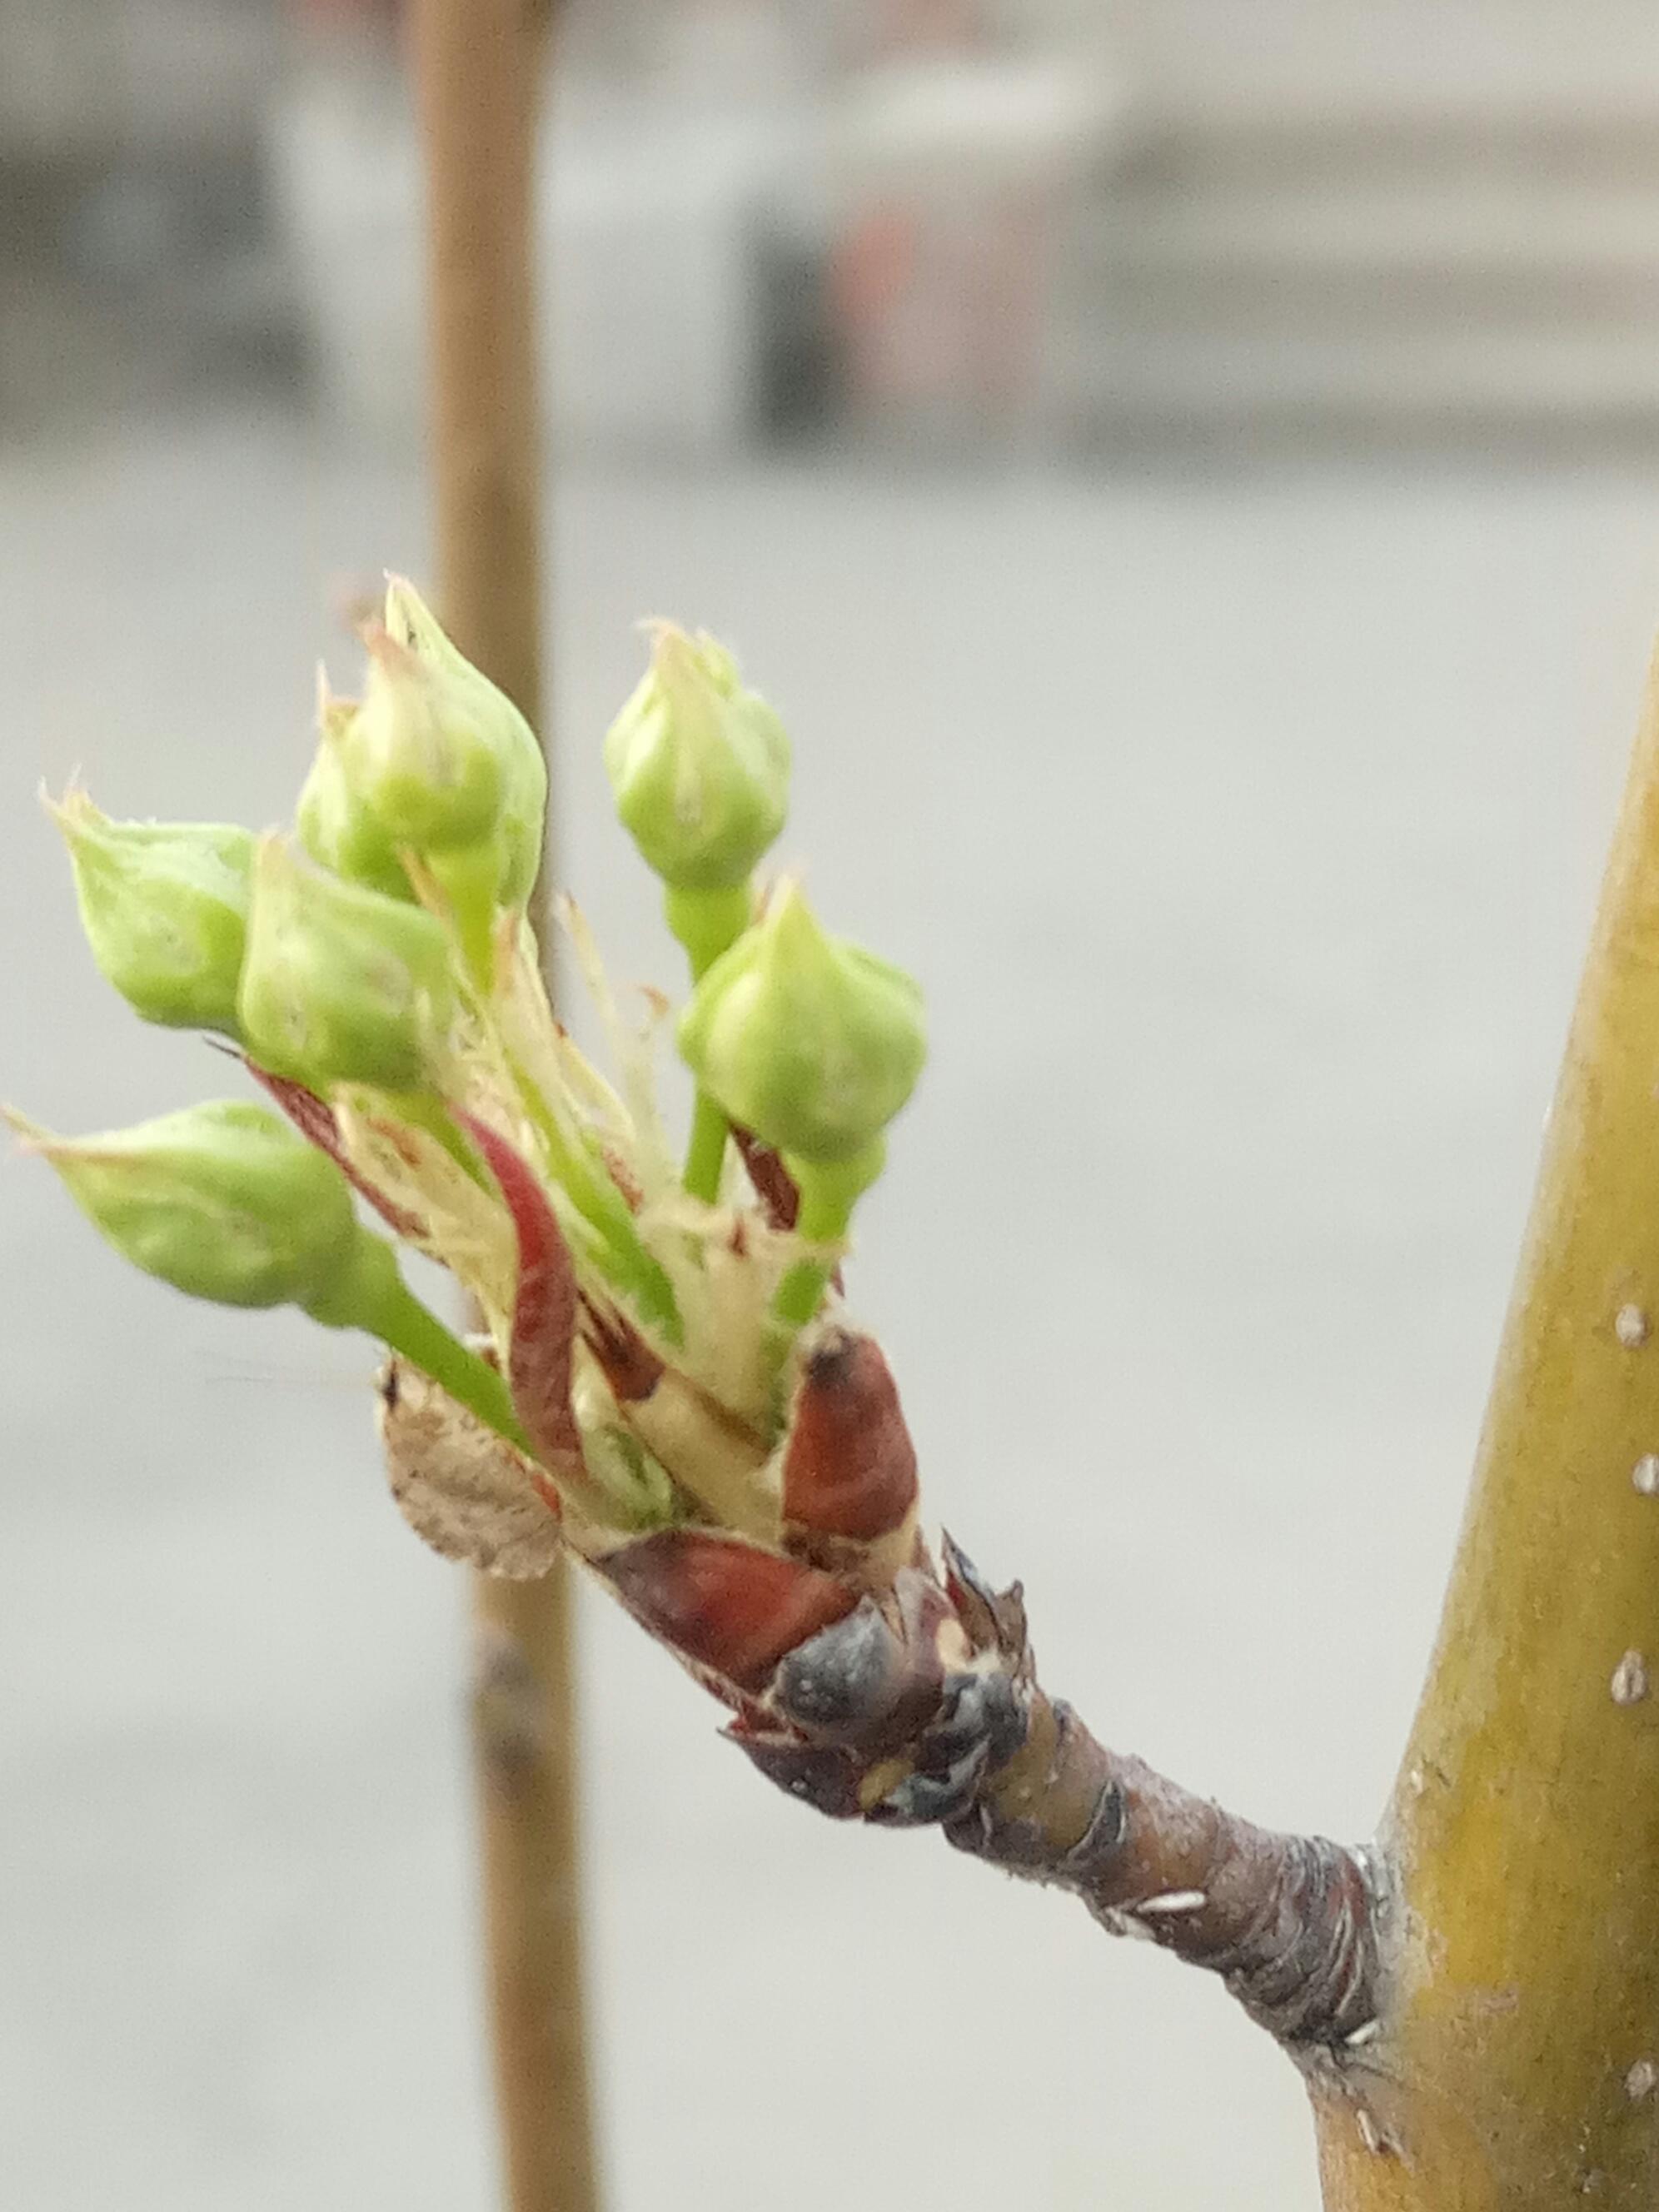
[
  {"left": 771, "top": 1181, "right": 853, "bottom": 1331},
  {"left": 665, "top": 881, "right": 752, "bottom": 1203},
  {"left": 682, "top": 1089, "right": 731, "bottom": 1207},
  {"left": 665, "top": 881, "right": 751, "bottom": 979},
  {"left": 306, "top": 1229, "right": 529, "bottom": 1450},
  {"left": 376, "top": 1277, "right": 527, "bottom": 1447},
  {"left": 770, "top": 1140, "right": 886, "bottom": 1333}
]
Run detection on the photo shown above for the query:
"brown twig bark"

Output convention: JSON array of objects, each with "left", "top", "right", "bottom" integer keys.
[
  {"left": 949, "top": 1692, "right": 1379, "bottom": 2047},
  {"left": 406, "top": 6, "right": 600, "bottom": 2210},
  {"left": 725, "top": 660, "right": 1659, "bottom": 2196},
  {"left": 724, "top": 1535, "right": 1382, "bottom": 2054}
]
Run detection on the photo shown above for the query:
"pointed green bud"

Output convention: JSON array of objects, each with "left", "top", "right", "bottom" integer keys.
[
  {"left": 344, "top": 621, "right": 506, "bottom": 851},
  {"left": 13, "top": 1096, "right": 536, "bottom": 1446},
  {"left": 604, "top": 625, "right": 790, "bottom": 892},
  {"left": 238, "top": 834, "right": 455, "bottom": 1091},
  {"left": 15, "top": 1099, "right": 363, "bottom": 1310},
  {"left": 295, "top": 676, "right": 416, "bottom": 902},
  {"left": 677, "top": 882, "right": 925, "bottom": 1165},
  {"left": 49, "top": 789, "right": 253, "bottom": 1034},
  {"left": 382, "top": 580, "right": 546, "bottom": 900},
  {"left": 331, "top": 578, "right": 545, "bottom": 899}
]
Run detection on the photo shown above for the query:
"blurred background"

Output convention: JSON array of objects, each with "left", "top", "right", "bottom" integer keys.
[{"left": 7, "top": 2, "right": 1659, "bottom": 2207}]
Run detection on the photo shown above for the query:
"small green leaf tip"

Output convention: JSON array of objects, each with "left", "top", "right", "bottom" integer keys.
[
  {"left": 604, "top": 624, "right": 790, "bottom": 892},
  {"left": 48, "top": 788, "right": 253, "bottom": 1034},
  {"left": 238, "top": 834, "right": 455, "bottom": 1092},
  {"left": 677, "top": 881, "right": 925, "bottom": 1165},
  {"left": 13, "top": 1099, "right": 362, "bottom": 1311}
]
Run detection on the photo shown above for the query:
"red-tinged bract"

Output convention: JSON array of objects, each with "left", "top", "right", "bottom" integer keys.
[
  {"left": 459, "top": 1112, "right": 584, "bottom": 1477},
  {"left": 599, "top": 1530, "right": 857, "bottom": 1694},
  {"left": 247, "top": 1062, "right": 425, "bottom": 1238},
  {"left": 782, "top": 1326, "right": 919, "bottom": 1542}
]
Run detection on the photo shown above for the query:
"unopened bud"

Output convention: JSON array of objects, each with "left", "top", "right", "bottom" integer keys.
[
  {"left": 677, "top": 882, "right": 924, "bottom": 1165},
  {"left": 604, "top": 625, "right": 789, "bottom": 892},
  {"left": 49, "top": 789, "right": 252, "bottom": 1034},
  {"left": 495, "top": 723, "right": 549, "bottom": 910},
  {"left": 238, "top": 834, "right": 455, "bottom": 1091},
  {"left": 782, "top": 1323, "right": 919, "bottom": 1543},
  {"left": 346, "top": 624, "right": 505, "bottom": 851},
  {"left": 348, "top": 578, "right": 547, "bottom": 908},
  {"left": 15, "top": 1099, "right": 362, "bottom": 1312},
  {"left": 596, "top": 1530, "right": 855, "bottom": 1693},
  {"left": 296, "top": 679, "right": 416, "bottom": 902}
]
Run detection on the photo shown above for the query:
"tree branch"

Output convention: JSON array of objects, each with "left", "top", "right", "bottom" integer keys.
[
  {"left": 722, "top": 1534, "right": 1382, "bottom": 2054},
  {"left": 1312, "top": 649, "right": 1659, "bottom": 2205}
]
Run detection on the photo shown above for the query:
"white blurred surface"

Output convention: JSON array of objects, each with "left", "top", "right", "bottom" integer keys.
[{"left": 3, "top": 417, "right": 1658, "bottom": 2207}]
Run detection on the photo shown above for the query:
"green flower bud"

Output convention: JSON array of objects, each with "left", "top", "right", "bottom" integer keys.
[
  {"left": 325, "top": 578, "right": 548, "bottom": 926},
  {"left": 495, "top": 720, "right": 549, "bottom": 910},
  {"left": 17, "top": 1099, "right": 361, "bottom": 1310},
  {"left": 677, "top": 882, "right": 925, "bottom": 1165},
  {"left": 12, "top": 1095, "right": 538, "bottom": 1447},
  {"left": 381, "top": 582, "right": 546, "bottom": 900},
  {"left": 344, "top": 621, "right": 506, "bottom": 852},
  {"left": 49, "top": 789, "right": 253, "bottom": 1034},
  {"left": 604, "top": 625, "right": 790, "bottom": 892},
  {"left": 332, "top": 578, "right": 545, "bottom": 893},
  {"left": 295, "top": 679, "right": 416, "bottom": 902},
  {"left": 238, "top": 834, "right": 455, "bottom": 1091}
]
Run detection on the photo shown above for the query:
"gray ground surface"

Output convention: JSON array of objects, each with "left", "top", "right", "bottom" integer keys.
[{"left": 3, "top": 416, "right": 1657, "bottom": 2208}]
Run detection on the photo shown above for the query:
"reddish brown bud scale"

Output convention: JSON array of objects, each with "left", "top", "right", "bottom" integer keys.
[
  {"left": 941, "top": 1533, "right": 1029, "bottom": 1664},
  {"left": 457, "top": 1112, "right": 583, "bottom": 1475},
  {"left": 599, "top": 1530, "right": 856, "bottom": 1692},
  {"left": 730, "top": 1125, "right": 800, "bottom": 1229},
  {"left": 246, "top": 1061, "right": 424, "bottom": 1237},
  {"left": 724, "top": 1719, "right": 864, "bottom": 1819},
  {"left": 580, "top": 1298, "right": 665, "bottom": 1403},
  {"left": 782, "top": 1327, "right": 919, "bottom": 1542}
]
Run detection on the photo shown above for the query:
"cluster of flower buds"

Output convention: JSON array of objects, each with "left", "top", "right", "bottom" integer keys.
[{"left": 19, "top": 590, "right": 1017, "bottom": 1838}]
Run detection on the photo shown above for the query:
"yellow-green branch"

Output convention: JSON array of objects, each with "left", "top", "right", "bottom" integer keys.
[{"left": 1314, "top": 648, "right": 1659, "bottom": 2206}]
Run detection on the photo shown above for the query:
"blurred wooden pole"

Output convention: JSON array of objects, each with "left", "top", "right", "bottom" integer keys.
[
  {"left": 409, "top": 0, "right": 546, "bottom": 727},
  {"left": 406, "top": 5, "right": 600, "bottom": 2210}
]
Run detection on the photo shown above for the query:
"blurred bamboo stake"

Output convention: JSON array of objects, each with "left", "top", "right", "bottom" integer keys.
[
  {"left": 1312, "top": 652, "right": 1659, "bottom": 2204},
  {"left": 406, "top": 6, "right": 600, "bottom": 2210}
]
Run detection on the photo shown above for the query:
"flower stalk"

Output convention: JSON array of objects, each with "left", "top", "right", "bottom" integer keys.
[{"left": 326, "top": 1247, "right": 530, "bottom": 1453}]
